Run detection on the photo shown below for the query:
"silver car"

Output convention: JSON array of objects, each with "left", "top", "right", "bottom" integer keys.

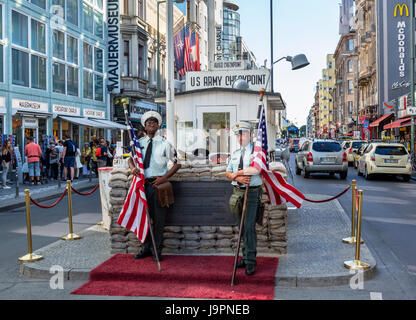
[{"left": 295, "top": 139, "right": 348, "bottom": 179}]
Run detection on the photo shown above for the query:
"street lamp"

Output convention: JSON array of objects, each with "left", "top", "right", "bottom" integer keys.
[{"left": 342, "top": 53, "right": 359, "bottom": 135}]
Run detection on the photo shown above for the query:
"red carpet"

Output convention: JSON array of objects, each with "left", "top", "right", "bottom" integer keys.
[{"left": 71, "top": 254, "right": 278, "bottom": 300}]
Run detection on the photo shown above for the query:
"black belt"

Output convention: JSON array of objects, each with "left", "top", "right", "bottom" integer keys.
[
  {"left": 145, "top": 177, "right": 157, "bottom": 184},
  {"left": 234, "top": 185, "right": 262, "bottom": 191}
]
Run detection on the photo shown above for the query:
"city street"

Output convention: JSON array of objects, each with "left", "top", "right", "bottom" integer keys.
[{"left": 277, "top": 153, "right": 416, "bottom": 299}]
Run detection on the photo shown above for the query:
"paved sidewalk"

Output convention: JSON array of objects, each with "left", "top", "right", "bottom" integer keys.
[
  {"left": 0, "top": 177, "right": 100, "bottom": 212},
  {"left": 18, "top": 193, "right": 377, "bottom": 289}
]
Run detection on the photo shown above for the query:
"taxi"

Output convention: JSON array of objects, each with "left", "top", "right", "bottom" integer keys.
[{"left": 357, "top": 142, "right": 412, "bottom": 182}]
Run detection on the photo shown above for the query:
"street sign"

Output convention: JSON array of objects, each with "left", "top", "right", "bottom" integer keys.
[{"left": 408, "top": 106, "right": 416, "bottom": 115}]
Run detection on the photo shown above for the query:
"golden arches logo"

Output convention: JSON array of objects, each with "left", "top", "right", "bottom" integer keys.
[{"left": 394, "top": 4, "right": 409, "bottom": 17}]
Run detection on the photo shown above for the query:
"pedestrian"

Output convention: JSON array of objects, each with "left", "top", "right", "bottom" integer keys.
[
  {"left": 24, "top": 137, "right": 42, "bottom": 185},
  {"left": 81, "top": 143, "right": 91, "bottom": 176},
  {"left": 49, "top": 143, "right": 59, "bottom": 180},
  {"left": 75, "top": 146, "right": 82, "bottom": 179},
  {"left": 22, "top": 156, "right": 29, "bottom": 184},
  {"left": 62, "top": 135, "right": 77, "bottom": 182},
  {"left": 56, "top": 140, "right": 64, "bottom": 180},
  {"left": 129, "top": 111, "right": 181, "bottom": 261},
  {"left": 90, "top": 140, "right": 98, "bottom": 176},
  {"left": 96, "top": 138, "right": 108, "bottom": 168},
  {"left": 226, "top": 122, "right": 262, "bottom": 276},
  {"left": 1, "top": 140, "right": 12, "bottom": 189},
  {"left": 105, "top": 140, "right": 114, "bottom": 167}
]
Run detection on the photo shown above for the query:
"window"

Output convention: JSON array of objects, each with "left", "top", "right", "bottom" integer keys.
[
  {"left": 123, "top": 0, "right": 129, "bottom": 15},
  {"left": 0, "top": 5, "right": 3, "bottom": 83},
  {"left": 67, "top": 0, "right": 79, "bottom": 26},
  {"left": 348, "top": 101, "right": 353, "bottom": 114},
  {"left": 94, "top": 11, "right": 103, "bottom": 38},
  {"left": 123, "top": 40, "right": 130, "bottom": 76},
  {"left": 12, "top": 11, "right": 47, "bottom": 90},
  {"left": 348, "top": 60, "right": 353, "bottom": 73},
  {"left": 139, "top": 44, "right": 145, "bottom": 78},
  {"left": 31, "top": 0, "right": 46, "bottom": 9},
  {"left": 83, "top": 2, "right": 93, "bottom": 33},
  {"left": 348, "top": 39, "right": 354, "bottom": 51},
  {"left": 348, "top": 80, "right": 353, "bottom": 94},
  {"left": 83, "top": 41, "right": 104, "bottom": 101},
  {"left": 53, "top": 31, "right": 80, "bottom": 96},
  {"left": 138, "top": 0, "right": 144, "bottom": 19}
]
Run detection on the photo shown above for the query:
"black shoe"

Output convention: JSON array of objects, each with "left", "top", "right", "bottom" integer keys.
[
  {"left": 245, "top": 264, "right": 256, "bottom": 276},
  {"left": 237, "top": 259, "right": 246, "bottom": 268},
  {"left": 134, "top": 250, "right": 152, "bottom": 259}
]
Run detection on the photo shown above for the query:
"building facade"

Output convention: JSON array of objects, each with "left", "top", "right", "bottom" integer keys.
[
  {"left": 317, "top": 54, "right": 336, "bottom": 138},
  {"left": 355, "top": 0, "right": 378, "bottom": 138},
  {"left": 1, "top": 0, "right": 109, "bottom": 155},
  {"left": 334, "top": 33, "right": 358, "bottom": 136}
]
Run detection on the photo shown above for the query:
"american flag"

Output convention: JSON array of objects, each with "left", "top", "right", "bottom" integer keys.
[
  {"left": 117, "top": 122, "right": 149, "bottom": 243},
  {"left": 174, "top": 24, "right": 199, "bottom": 75},
  {"left": 251, "top": 105, "right": 305, "bottom": 208}
]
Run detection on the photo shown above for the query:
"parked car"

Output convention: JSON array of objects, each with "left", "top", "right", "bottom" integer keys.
[
  {"left": 357, "top": 142, "right": 412, "bottom": 181},
  {"left": 289, "top": 138, "right": 301, "bottom": 152},
  {"left": 295, "top": 140, "right": 348, "bottom": 179},
  {"left": 353, "top": 143, "right": 369, "bottom": 169},
  {"left": 342, "top": 140, "right": 366, "bottom": 166}
]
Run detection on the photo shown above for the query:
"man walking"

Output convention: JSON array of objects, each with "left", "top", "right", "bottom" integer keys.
[
  {"left": 128, "top": 111, "right": 181, "bottom": 261},
  {"left": 96, "top": 138, "right": 108, "bottom": 168},
  {"left": 226, "top": 122, "right": 262, "bottom": 276},
  {"left": 24, "top": 137, "right": 42, "bottom": 185},
  {"left": 62, "top": 135, "right": 77, "bottom": 182}
]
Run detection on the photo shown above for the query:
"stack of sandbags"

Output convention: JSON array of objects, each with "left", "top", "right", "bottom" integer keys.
[
  {"left": 182, "top": 226, "right": 201, "bottom": 250},
  {"left": 199, "top": 226, "right": 217, "bottom": 253},
  {"left": 266, "top": 203, "right": 288, "bottom": 254},
  {"left": 216, "top": 226, "right": 234, "bottom": 254},
  {"left": 162, "top": 226, "right": 183, "bottom": 251},
  {"left": 211, "top": 165, "right": 228, "bottom": 181}
]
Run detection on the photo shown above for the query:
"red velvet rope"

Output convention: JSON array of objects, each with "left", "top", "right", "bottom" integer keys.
[
  {"left": 30, "top": 189, "right": 68, "bottom": 209},
  {"left": 304, "top": 185, "right": 351, "bottom": 203},
  {"left": 71, "top": 184, "right": 99, "bottom": 196}
]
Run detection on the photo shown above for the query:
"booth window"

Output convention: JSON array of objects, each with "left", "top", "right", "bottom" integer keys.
[{"left": 83, "top": 0, "right": 103, "bottom": 38}]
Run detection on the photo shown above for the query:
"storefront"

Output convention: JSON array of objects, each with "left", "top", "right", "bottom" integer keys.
[{"left": 11, "top": 98, "right": 52, "bottom": 155}]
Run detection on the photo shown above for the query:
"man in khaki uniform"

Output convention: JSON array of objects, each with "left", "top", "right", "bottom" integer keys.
[{"left": 226, "top": 122, "right": 262, "bottom": 275}]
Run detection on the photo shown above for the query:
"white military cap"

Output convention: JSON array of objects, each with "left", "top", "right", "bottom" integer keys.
[
  {"left": 232, "top": 121, "right": 252, "bottom": 134},
  {"left": 141, "top": 111, "right": 162, "bottom": 127}
]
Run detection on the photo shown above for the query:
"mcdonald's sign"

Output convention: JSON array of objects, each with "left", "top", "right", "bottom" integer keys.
[{"left": 394, "top": 4, "right": 409, "bottom": 17}]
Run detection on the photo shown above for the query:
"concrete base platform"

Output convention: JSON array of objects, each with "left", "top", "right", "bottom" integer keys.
[{"left": 19, "top": 194, "right": 377, "bottom": 288}]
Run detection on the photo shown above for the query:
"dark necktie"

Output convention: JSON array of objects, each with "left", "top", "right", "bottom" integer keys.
[
  {"left": 238, "top": 148, "right": 246, "bottom": 170},
  {"left": 143, "top": 139, "right": 153, "bottom": 169}
]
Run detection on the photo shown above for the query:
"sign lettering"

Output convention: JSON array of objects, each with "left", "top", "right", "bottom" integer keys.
[{"left": 107, "top": 0, "right": 121, "bottom": 93}]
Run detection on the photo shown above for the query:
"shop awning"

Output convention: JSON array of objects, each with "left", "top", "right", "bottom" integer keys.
[
  {"left": 400, "top": 119, "right": 414, "bottom": 127},
  {"left": 369, "top": 113, "right": 394, "bottom": 127},
  {"left": 89, "top": 119, "right": 128, "bottom": 130},
  {"left": 383, "top": 117, "right": 411, "bottom": 130},
  {"left": 59, "top": 116, "right": 113, "bottom": 128}
]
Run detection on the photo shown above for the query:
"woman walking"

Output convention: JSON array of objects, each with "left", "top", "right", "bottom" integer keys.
[
  {"left": 1, "top": 140, "right": 12, "bottom": 189},
  {"left": 81, "top": 143, "right": 91, "bottom": 177}
]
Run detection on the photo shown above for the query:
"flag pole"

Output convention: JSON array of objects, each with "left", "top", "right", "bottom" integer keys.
[
  {"left": 231, "top": 185, "right": 249, "bottom": 287},
  {"left": 122, "top": 100, "right": 161, "bottom": 272}
]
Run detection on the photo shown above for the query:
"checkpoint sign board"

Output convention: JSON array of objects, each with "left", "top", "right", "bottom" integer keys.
[{"left": 185, "top": 69, "right": 271, "bottom": 91}]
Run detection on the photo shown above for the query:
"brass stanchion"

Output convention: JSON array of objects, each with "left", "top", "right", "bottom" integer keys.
[
  {"left": 343, "top": 180, "right": 363, "bottom": 244},
  {"left": 62, "top": 181, "right": 82, "bottom": 240},
  {"left": 344, "top": 190, "right": 371, "bottom": 270},
  {"left": 18, "top": 190, "right": 43, "bottom": 262}
]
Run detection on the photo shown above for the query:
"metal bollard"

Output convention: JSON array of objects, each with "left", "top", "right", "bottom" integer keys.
[
  {"left": 344, "top": 190, "right": 371, "bottom": 270},
  {"left": 18, "top": 190, "right": 43, "bottom": 262},
  {"left": 342, "top": 180, "right": 363, "bottom": 244},
  {"left": 62, "top": 180, "right": 82, "bottom": 240}
]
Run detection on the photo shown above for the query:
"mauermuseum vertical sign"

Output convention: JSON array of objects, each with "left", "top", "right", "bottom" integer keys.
[{"left": 107, "top": 0, "right": 121, "bottom": 94}]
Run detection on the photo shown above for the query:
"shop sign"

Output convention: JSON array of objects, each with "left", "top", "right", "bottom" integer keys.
[
  {"left": 354, "top": 130, "right": 361, "bottom": 139},
  {"left": 363, "top": 120, "right": 369, "bottom": 128},
  {"left": 186, "top": 69, "right": 270, "bottom": 91},
  {"left": 53, "top": 104, "right": 80, "bottom": 116},
  {"left": 209, "top": 60, "right": 246, "bottom": 71},
  {"left": 12, "top": 99, "right": 48, "bottom": 113},
  {"left": 23, "top": 118, "right": 38, "bottom": 128},
  {"left": 407, "top": 106, "right": 416, "bottom": 115},
  {"left": 215, "top": 25, "right": 222, "bottom": 61},
  {"left": 130, "top": 101, "right": 158, "bottom": 120},
  {"left": 84, "top": 108, "right": 105, "bottom": 119},
  {"left": 107, "top": 0, "right": 121, "bottom": 94}
]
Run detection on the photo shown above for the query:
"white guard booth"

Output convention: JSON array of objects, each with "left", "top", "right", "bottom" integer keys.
[{"left": 157, "top": 87, "right": 286, "bottom": 161}]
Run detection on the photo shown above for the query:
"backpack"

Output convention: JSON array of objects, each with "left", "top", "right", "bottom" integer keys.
[
  {"left": 67, "top": 141, "right": 76, "bottom": 154},
  {"left": 95, "top": 146, "right": 102, "bottom": 158}
]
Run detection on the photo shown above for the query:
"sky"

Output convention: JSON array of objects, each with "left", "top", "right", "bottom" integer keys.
[{"left": 175, "top": 1, "right": 341, "bottom": 127}]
